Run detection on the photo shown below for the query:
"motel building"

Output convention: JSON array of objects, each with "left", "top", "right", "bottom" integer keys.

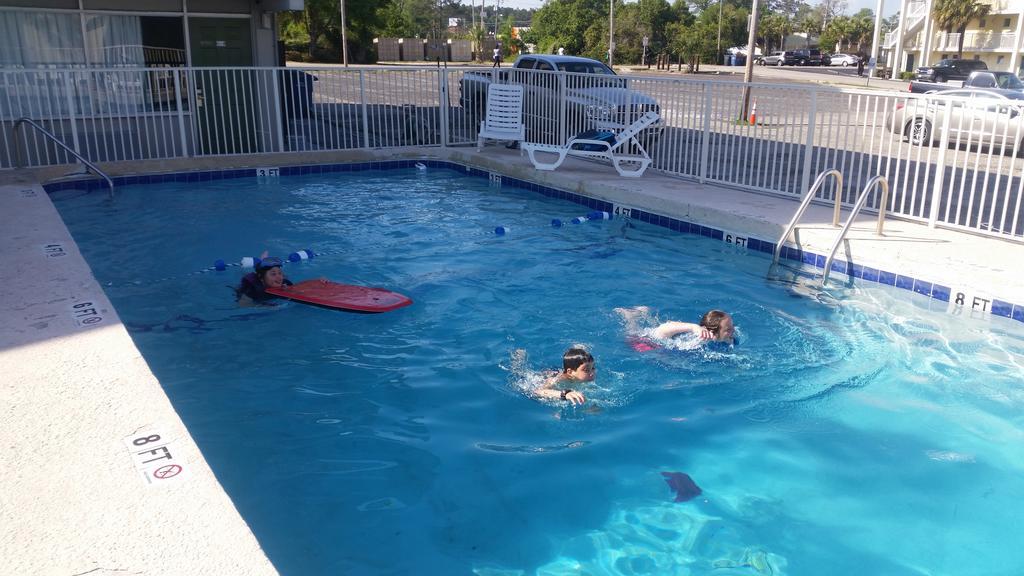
[
  {"left": 0, "top": 0, "right": 304, "bottom": 168},
  {"left": 886, "top": 0, "right": 1024, "bottom": 78},
  {"left": 0, "top": 0, "right": 300, "bottom": 68}
]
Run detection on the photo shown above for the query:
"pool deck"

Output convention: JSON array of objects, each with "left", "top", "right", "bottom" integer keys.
[{"left": 2, "top": 147, "right": 1022, "bottom": 574}]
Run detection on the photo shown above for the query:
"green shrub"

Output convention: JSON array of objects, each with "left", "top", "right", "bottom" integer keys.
[{"left": 899, "top": 71, "right": 915, "bottom": 80}]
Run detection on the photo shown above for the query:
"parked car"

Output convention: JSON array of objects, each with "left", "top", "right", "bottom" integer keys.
[
  {"left": 909, "top": 70, "right": 1024, "bottom": 94},
  {"left": 459, "top": 55, "right": 662, "bottom": 143},
  {"left": 887, "top": 88, "right": 1024, "bottom": 154},
  {"left": 914, "top": 58, "right": 987, "bottom": 83},
  {"left": 791, "top": 48, "right": 824, "bottom": 66},
  {"left": 761, "top": 51, "right": 797, "bottom": 66},
  {"left": 830, "top": 53, "right": 860, "bottom": 67}
]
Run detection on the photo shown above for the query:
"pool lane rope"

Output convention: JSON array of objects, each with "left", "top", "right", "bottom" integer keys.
[
  {"left": 496, "top": 211, "right": 612, "bottom": 235},
  {"left": 102, "top": 248, "right": 322, "bottom": 287}
]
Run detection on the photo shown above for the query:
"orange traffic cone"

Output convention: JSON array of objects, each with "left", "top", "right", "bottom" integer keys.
[{"left": 749, "top": 98, "right": 758, "bottom": 125}]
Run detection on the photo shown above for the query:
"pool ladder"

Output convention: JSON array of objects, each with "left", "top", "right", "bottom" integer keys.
[
  {"left": 772, "top": 169, "right": 890, "bottom": 285},
  {"left": 14, "top": 117, "right": 114, "bottom": 195}
]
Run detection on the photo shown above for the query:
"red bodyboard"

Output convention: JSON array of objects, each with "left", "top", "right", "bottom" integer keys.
[{"left": 265, "top": 279, "right": 412, "bottom": 313}]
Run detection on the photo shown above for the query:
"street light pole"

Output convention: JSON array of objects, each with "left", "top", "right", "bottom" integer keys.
[
  {"left": 740, "top": 0, "right": 761, "bottom": 122},
  {"left": 339, "top": 0, "right": 348, "bottom": 67},
  {"left": 608, "top": 0, "right": 615, "bottom": 68},
  {"left": 717, "top": 0, "right": 723, "bottom": 63},
  {"left": 494, "top": 0, "right": 500, "bottom": 38}
]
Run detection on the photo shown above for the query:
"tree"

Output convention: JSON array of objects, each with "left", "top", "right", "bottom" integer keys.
[
  {"left": 814, "top": 0, "right": 847, "bottom": 31},
  {"left": 527, "top": 0, "right": 605, "bottom": 57},
  {"left": 932, "top": 0, "right": 991, "bottom": 57},
  {"left": 667, "top": 19, "right": 716, "bottom": 71},
  {"left": 848, "top": 11, "right": 874, "bottom": 52},
  {"left": 819, "top": 15, "right": 850, "bottom": 52},
  {"left": 768, "top": 0, "right": 809, "bottom": 19},
  {"left": 760, "top": 12, "right": 792, "bottom": 53},
  {"left": 378, "top": 2, "right": 416, "bottom": 37}
]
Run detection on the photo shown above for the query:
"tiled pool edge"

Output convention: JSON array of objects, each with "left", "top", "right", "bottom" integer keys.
[
  {"left": 44, "top": 160, "right": 1024, "bottom": 325},
  {"left": 1, "top": 181, "right": 279, "bottom": 575}
]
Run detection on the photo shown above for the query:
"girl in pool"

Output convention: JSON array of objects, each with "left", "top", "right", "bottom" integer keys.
[
  {"left": 511, "top": 346, "right": 592, "bottom": 405},
  {"left": 615, "top": 306, "right": 736, "bottom": 350},
  {"left": 235, "top": 252, "right": 292, "bottom": 305}
]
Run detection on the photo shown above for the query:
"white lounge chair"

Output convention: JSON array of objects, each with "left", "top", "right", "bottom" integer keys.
[
  {"left": 477, "top": 84, "right": 525, "bottom": 151},
  {"left": 522, "top": 111, "right": 660, "bottom": 177}
]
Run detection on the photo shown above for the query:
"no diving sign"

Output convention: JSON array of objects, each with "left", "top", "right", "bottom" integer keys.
[{"left": 122, "top": 427, "right": 191, "bottom": 487}]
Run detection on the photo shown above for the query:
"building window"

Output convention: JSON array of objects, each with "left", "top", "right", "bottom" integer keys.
[
  {"left": 85, "top": 15, "right": 185, "bottom": 67},
  {"left": 980, "top": 18, "right": 986, "bottom": 27},
  {"left": 0, "top": 11, "right": 85, "bottom": 67},
  {"left": 1004, "top": 18, "right": 1012, "bottom": 28},
  {"left": 998, "top": 55, "right": 1005, "bottom": 65}
]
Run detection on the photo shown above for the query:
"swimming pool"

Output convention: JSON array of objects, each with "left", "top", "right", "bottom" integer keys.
[{"left": 53, "top": 165, "right": 1024, "bottom": 575}]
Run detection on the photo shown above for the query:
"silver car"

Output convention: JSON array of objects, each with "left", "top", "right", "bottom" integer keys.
[
  {"left": 830, "top": 53, "right": 859, "bottom": 67},
  {"left": 888, "top": 88, "right": 1024, "bottom": 154}
]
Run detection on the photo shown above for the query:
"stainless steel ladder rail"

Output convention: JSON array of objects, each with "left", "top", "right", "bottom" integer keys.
[
  {"left": 772, "top": 168, "right": 843, "bottom": 265},
  {"left": 13, "top": 117, "right": 114, "bottom": 193},
  {"left": 822, "top": 175, "right": 889, "bottom": 285}
]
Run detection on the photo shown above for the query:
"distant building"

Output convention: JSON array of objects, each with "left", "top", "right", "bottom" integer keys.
[{"left": 885, "top": 0, "right": 1024, "bottom": 77}]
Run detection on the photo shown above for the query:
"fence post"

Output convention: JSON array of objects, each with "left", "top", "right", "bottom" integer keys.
[
  {"left": 359, "top": 70, "right": 370, "bottom": 149},
  {"left": 558, "top": 73, "right": 567, "bottom": 144},
  {"left": 173, "top": 70, "right": 189, "bottom": 157},
  {"left": 63, "top": 73, "right": 81, "bottom": 165},
  {"left": 928, "top": 99, "right": 954, "bottom": 227},
  {"left": 800, "top": 90, "right": 817, "bottom": 197},
  {"left": 271, "top": 68, "right": 284, "bottom": 153},
  {"left": 438, "top": 69, "right": 449, "bottom": 147},
  {"left": 699, "top": 86, "right": 711, "bottom": 183}
]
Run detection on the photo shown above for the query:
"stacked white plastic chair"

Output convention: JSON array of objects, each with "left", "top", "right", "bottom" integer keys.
[{"left": 477, "top": 83, "right": 525, "bottom": 151}]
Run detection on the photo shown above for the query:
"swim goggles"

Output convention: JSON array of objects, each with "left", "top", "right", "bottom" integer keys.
[{"left": 257, "top": 256, "right": 283, "bottom": 269}]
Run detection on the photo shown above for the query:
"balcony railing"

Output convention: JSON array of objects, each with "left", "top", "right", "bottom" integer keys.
[{"left": 935, "top": 31, "right": 1018, "bottom": 51}]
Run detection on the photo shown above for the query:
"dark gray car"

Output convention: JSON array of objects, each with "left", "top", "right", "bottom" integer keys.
[{"left": 914, "top": 59, "right": 988, "bottom": 83}]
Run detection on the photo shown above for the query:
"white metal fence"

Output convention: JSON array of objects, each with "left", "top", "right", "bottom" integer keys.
[{"left": 2, "top": 65, "right": 1022, "bottom": 241}]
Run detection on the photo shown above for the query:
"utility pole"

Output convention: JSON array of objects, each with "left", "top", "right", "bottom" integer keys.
[
  {"left": 868, "top": 0, "right": 885, "bottom": 79},
  {"left": 717, "top": 1, "right": 723, "bottom": 64},
  {"left": 608, "top": 0, "right": 615, "bottom": 68},
  {"left": 339, "top": 0, "right": 348, "bottom": 67},
  {"left": 740, "top": 0, "right": 761, "bottom": 122}
]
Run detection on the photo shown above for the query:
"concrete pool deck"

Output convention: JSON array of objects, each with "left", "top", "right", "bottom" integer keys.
[{"left": 2, "top": 147, "right": 1022, "bottom": 574}]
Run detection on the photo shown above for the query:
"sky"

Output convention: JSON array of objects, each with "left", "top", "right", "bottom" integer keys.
[{"left": 482, "top": 0, "right": 898, "bottom": 19}]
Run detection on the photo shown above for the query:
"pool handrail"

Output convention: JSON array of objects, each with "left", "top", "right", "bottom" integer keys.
[
  {"left": 13, "top": 117, "right": 114, "bottom": 193},
  {"left": 772, "top": 168, "right": 843, "bottom": 266},
  {"left": 822, "top": 175, "right": 890, "bottom": 285}
]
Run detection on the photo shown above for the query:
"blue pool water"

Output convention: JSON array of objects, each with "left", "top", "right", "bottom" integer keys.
[{"left": 55, "top": 167, "right": 1024, "bottom": 576}]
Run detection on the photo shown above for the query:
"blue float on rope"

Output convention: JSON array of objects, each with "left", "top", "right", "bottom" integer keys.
[
  {"left": 289, "top": 249, "right": 315, "bottom": 262},
  {"left": 494, "top": 226, "right": 510, "bottom": 235}
]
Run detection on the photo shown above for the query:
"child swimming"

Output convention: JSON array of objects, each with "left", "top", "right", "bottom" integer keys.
[
  {"left": 510, "top": 346, "right": 592, "bottom": 405},
  {"left": 615, "top": 306, "right": 736, "bottom": 350}
]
